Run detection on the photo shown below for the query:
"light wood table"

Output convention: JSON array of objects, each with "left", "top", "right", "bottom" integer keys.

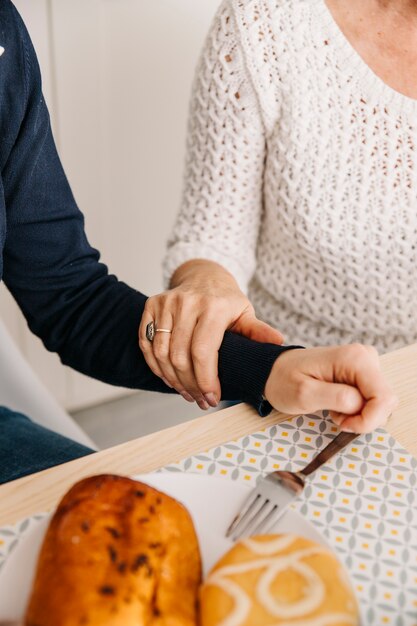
[{"left": 1, "top": 343, "right": 416, "bottom": 526}]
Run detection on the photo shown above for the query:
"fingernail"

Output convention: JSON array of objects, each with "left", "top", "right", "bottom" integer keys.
[
  {"left": 341, "top": 427, "right": 356, "bottom": 433},
  {"left": 162, "top": 378, "right": 173, "bottom": 389},
  {"left": 204, "top": 393, "right": 218, "bottom": 408},
  {"left": 181, "top": 391, "right": 195, "bottom": 403},
  {"left": 198, "top": 399, "right": 210, "bottom": 411}
]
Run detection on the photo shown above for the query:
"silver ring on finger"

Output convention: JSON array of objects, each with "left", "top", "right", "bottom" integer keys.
[
  {"left": 146, "top": 321, "right": 173, "bottom": 342},
  {"left": 146, "top": 321, "right": 156, "bottom": 342}
]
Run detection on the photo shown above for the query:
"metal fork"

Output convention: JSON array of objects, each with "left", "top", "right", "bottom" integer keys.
[{"left": 226, "top": 431, "right": 358, "bottom": 541}]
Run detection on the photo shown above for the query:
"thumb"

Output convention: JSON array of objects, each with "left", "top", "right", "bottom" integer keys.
[
  {"left": 310, "top": 380, "right": 364, "bottom": 415},
  {"left": 233, "top": 313, "right": 284, "bottom": 345}
]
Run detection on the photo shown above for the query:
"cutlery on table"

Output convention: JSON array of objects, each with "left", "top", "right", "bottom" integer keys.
[{"left": 226, "top": 431, "right": 358, "bottom": 541}]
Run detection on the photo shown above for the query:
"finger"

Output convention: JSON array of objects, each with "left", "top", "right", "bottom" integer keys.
[
  {"left": 339, "top": 348, "right": 396, "bottom": 431},
  {"left": 151, "top": 310, "right": 194, "bottom": 401},
  {"left": 190, "top": 313, "right": 224, "bottom": 406},
  {"left": 169, "top": 305, "right": 212, "bottom": 410},
  {"left": 338, "top": 393, "right": 398, "bottom": 434},
  {"left": 336, "top": 345, "right": 385, "bottom": 400},
  {"left": 329, "top": 411, "right": 345, "bottom": 426},
  {"left": 138, "top": 307, "right": 169, "bottom": 385},
  {"left": 307, "top": 379, "right": 365, "bottom": 415},
  {"left": 233, "top": 313, "right": 285, "bottom": 345}
]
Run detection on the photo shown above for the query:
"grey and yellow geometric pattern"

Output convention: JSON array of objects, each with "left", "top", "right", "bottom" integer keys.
[
  {"left": 161, "top": 412, "right": 417, "bottom": 625},
  {"left": 0, "top": 514, "right": 46, "bottom": 573},
  {"left": 1, "top": 412, "right": 416, "bottom": 624}
]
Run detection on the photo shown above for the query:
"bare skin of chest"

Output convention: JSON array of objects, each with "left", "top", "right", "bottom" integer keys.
[{"left": 326, "top": 0, "right": 417, "bottom": 99}]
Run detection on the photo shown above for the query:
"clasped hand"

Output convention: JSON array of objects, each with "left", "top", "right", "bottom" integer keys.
[{"left": 139, "top": 261, "right": 397, "bottom": 433}]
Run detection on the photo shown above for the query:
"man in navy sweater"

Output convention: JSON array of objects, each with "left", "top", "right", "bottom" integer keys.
[{"left": 0, "top": 2, "right": 396, "bottom": 483}]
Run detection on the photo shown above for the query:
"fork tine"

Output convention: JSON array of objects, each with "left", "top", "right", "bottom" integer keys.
[
  {"left": 231, "top": 498, "right": 271, "bottom": 541},
  {"left": 250, "top": 503, "right": 281, "bottom": 536},
  {"left": 234, "top": 500, "right": 276, "bottom": 540},
  {"left": 226, "top": 491, "right": 261, "bottom": 538}
]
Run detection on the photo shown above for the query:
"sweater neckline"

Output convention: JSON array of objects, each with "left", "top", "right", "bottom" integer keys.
[{"left": 310, "top": 0, "right": 417, "bottom": 117}]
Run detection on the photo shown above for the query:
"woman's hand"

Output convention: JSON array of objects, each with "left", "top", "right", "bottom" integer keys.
[
  {"left": 139, "top": 260, "right": 284, "bottom": 410},
  {"left": 264, "top": 344, "right": 398, "bottom": 434}
]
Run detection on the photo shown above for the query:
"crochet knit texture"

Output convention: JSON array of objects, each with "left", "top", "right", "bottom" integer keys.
[{"left": 164, "top": 0, "right": 417, "bottom": 352}]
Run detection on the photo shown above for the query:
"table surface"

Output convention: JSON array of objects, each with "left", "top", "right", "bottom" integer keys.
[{"left": 1, "top": 342, "right": 416, "bottom": 526}]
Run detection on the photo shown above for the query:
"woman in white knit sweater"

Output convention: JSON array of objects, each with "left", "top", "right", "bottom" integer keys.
[{"left": 140, "top": 0, "right": 413, "bottom": 415}]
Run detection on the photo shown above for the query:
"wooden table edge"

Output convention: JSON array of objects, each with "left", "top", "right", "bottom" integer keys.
[{"left": 0, "top": 342, "right": 416, "bottom": 526}]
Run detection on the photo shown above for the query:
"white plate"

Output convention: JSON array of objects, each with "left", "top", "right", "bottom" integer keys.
[{"left": 0, "top": 473, "right": 328, "bottom": 620}]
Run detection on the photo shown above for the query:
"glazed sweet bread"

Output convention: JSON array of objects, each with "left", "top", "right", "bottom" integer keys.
[
  {"left": 200, "top": 534, "right": 359, "bottom": 626},
  {"left": 24, "top": 474, "right": 201, "bottom": 626}
]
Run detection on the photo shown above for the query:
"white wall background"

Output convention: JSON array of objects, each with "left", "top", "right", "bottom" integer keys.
[{"left": 1, "top": 0, "right": 220, "bottom": 410}]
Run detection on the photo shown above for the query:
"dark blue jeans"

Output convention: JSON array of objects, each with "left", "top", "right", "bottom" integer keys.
[{"left": 0, "top": 407, "right": 94, "bottom": 485}]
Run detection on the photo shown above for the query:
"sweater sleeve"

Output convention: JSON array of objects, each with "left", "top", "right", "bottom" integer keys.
[
  {"left": 0, "top": 0, "right": 293, "bottom": 416},
  {"left": 163, "top": 0, "right": 265, "bottom": 294}
]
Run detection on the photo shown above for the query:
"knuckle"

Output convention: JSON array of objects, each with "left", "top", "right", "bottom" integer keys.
[
  {"left": 192, "top": 342, "right": 211, "bottom": 363},
  {"left": 170, "top": 291, "right": 200, "bottom": 314},
  {"left": 344, "top": 343, "right": 368, "bottom": 359},
  {"left": 148, "top": 363, "right": 161, "bottom": 378},
  {"left": 199, "top": 295, "right": 212, "bottom": 308},
  {"left": 177, "top": 293, "right": 230, "bottom": 319},
  {"left": 194, "top": 369, "right": 213, "bottom": 386},
  {"left": 145, "top": 296, "right": 157, "bottom": 310},
  {"left": 295, "top": 379, "right": 313, "bottom": 412},
  {"left": 335, "top": 387, "right": 352, "bottom": 409},
  {"left": 138, "top": 337, "right": 149, "bottom": 353},
  {"left": 183, "top": 291, "right": 200, "bottom": 305},
  {"left": 195, "top": 379, "right": 213, "bottom": 394},
  {"left": 174, "top": 290, "right": 195, "bottom": 306},
  {"left": 164, "top": 291, "right": 177, "bottom": 306},
  {"left": 170, "top": 350, "right": 189, "bottom": 372},
  {"left": 153, "top": 344, "right": 169, "bottom": 362},
  {"left": 363, "top": 344, "right": 379, "bottom": 358},
  {"left": 347, "top": 342, "right": 363, "bottom": 355},
  {"left": 206, "top": 296, "right": 229, "bottom": 316},
  {"left": 149, "top": 291, "right": 171, "bottom": 310}
]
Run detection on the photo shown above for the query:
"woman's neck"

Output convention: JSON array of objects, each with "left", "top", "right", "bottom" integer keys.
[
  {"left": 325, "top": 0, "right": 417, "bottom": 99},
  {"left": 326, "top": 0, "right": 417, "bottom": 39},
  {"left": 373, "top": 0, "right": 417, "bottom": 21}
]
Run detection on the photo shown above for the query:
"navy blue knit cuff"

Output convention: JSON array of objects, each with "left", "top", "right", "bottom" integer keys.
[{"left": 218, "top": 331, "right": 304, "bottom": 416}]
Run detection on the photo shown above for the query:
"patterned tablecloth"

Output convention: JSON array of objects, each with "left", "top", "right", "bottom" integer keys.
[{"left": 1, "top": 411, "right": 416, "bottom": 624}]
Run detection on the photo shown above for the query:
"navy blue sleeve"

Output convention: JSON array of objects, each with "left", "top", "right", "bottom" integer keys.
[{"left": 0, "top": 2, "right": 293, "bottom": 414}]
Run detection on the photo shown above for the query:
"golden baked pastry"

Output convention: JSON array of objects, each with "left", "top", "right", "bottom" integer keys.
[
  {"left": 24, "top": 474, "right": 201, "bottom": 626},
  {"left": 200, "top": 534, "right": 359, "bottom": 626}
]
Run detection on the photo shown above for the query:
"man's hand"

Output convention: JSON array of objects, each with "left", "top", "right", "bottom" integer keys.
[
  {"left": 264, "top": 344, "right": 398, "bottom": 434},
  {"left": 139, "top": 260, "right": 284, "bottom": 410}
]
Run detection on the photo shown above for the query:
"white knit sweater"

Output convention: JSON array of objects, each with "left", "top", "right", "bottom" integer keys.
[{"left": 164, "top": 0, "right": 417, "bottom": 352}]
